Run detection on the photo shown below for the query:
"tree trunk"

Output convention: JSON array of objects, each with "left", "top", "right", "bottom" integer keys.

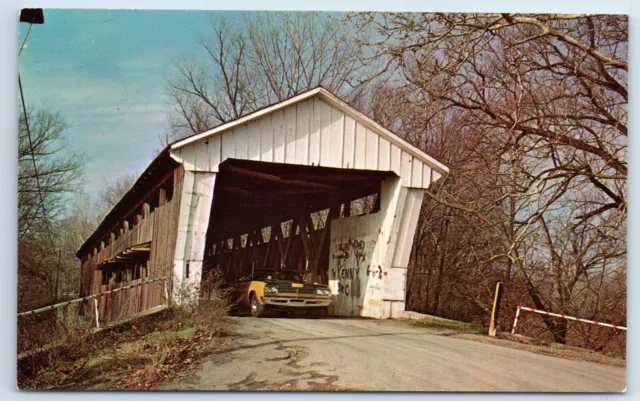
[
  {"left": 547, "top": 317, "right": 568, "bottom": 344},
  {"left": 430, "top": 217, "right": 450, "bottom": 314}
]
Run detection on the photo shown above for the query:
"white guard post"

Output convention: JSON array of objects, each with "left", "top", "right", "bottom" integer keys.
[{"left": 511, "top": 305, "right": 626, "bottom": 334}]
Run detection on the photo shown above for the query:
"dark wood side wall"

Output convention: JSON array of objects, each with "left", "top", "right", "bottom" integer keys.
[
  {"left": 204, "top": 189, "right": 383, "bottom": 286},
  {"left": 147, "top": 165, "right": 184, "bottom": 308},
  {"left": 79, "top": 165, "right": 185, "bottom": 321},
  {"left": 205, "top": 207, "right": 340, "bottom": 285}
]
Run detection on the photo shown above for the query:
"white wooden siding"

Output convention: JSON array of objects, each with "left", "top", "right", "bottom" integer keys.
[
  {"left": 309, "top": 98, "right": 321, "bottom": 166},
  {"left": 247, "top": 120, "right": 261, "bottom": 161},
  {"left": 171, "top": 97, "right": 438, "bottom": 189},
  {"left": 411, "top": 156, "right": 422, "bottom": 187},
  {"left": 193, "top": 137, "right": 208, "bottom": 171},
  {"left": 295, "top": 100, "right": 310, "bottom": 165},
  {"left": 354, "top": 122, "right": 366, "bottom": 170},
  {"left": 180, "top": 144, "right": 195, "bottom": 171},
  {"left": 284, "top": 104, "right": 296, "bottom": 164},
  {"left": 273, "top": 110, "right": 285, "bottom": 163},
  {"left": 422, "top": 164, "right": 432, "bottom": 188},
  {"left": 319, "top": 100, "right": 332, "bottom": 167},
  {"left": 234, "top": 125, "right": 248, "bottom": 160},
  {"left": 342, "top": 115, "right": 356, "bottom": 169},
  {"left": 400, "top": 151, "right": 412, "bottom": 187},
  {"left": 329, "top": 105, "right": 344, "bottom": 168},
  {"left": 392, "top": 188, "right": 425, "bottom": 267},
  {"left": 221, "top": 130, "right": 234, "bottom": 161},
  {"left": 378, "top": 138, "right": 390, "bottom": 171},
  {"left": 390, "top": 145, "right": 401, "bottom": 176},
  {"left": 260, "top": 114, "right": 273, "bottom": 162},
  {"left": 365, "top": 127, "right": 378, "bottom": 170},
  {"left": 208, "top": 134, "right": 221, "bottom": 170}
]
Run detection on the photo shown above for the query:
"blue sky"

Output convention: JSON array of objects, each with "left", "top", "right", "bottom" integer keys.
[
  {"left": 17, "top": 5, "right": 631, "bottom": 202},
  {"left": 18, "top": 9, "right": 246, "bottom": 198}
]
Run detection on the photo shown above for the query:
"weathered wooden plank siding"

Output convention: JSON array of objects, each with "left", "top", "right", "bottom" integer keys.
[
  {"left": 80, "top": 213, "right": 155, "bottom": 299},
  {"left": 97, "top": 277, "right": 167, "bottom": 323},
  {"left": 79, "top": 166, "right": 185, "bottom": 321},
  {"left": 90, "top": 213, "right": 154, "bottom": 267},
  {"left": 150, "top": 166, "right": 184, "bottom": 304},
  {"left": 172, "top": 98, "right": 432, "bottom": 189}
]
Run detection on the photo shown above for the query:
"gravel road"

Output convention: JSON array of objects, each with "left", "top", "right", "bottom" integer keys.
[{"left": 160, "top": 316, "right": 625, "bottom": 392}]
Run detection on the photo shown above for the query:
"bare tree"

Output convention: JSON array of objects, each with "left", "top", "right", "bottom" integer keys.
[
  {"left": 18, "top": 109, "right": 83, "bottom": 238},
  {"left": 18, "top": 108, "right": 84, "bottom": 309},
  {"left": 166, "top": 11, "right": 367, "bottom": 142},
  {"left": 355, "top": 14, "right": 627, "bottom": 347},
  {"left": 356, "top": 13, "right": 626, "bottom": 220},
  {"left": 97, "top": 173, "right": 138, "bottom": 214},
  {"left": 54, "top": 194, "right": 104, "bottom": 295}
]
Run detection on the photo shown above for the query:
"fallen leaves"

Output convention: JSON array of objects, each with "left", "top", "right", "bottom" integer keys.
[
  {"left": 19, "top": 306, "right": 229, "bottom": 390},
  {"left": 111, "top": 328, "right": 222, "bottom": 390}
]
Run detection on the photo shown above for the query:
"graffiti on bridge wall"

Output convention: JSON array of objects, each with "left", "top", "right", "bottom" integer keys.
[
  {"left": 330, "top": 238, "right": 384, "bottom": 298},
  {"left": 367, "top": 265, "right": 383, "bottom": 279},
  {"left": 331, "top": 239, "right": 362, "bottom": 298}
]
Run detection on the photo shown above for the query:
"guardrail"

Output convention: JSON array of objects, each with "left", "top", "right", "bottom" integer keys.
[
  {"left": 18, "top": 277, "right": 168, "bottom": 328},
  {"left": 511, "top": 305, "right": 626, "bottom": 334}
]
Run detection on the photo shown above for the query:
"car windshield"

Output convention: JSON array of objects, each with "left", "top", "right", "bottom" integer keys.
[{"left": 254, "top": 269, "right": 301, "bottom": 281}]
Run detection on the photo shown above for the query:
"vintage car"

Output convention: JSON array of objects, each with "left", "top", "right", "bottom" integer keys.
[{"left": 232, "top": 268, "right": 332, "bottom": 317}]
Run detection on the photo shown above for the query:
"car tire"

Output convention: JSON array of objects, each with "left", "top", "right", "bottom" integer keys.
[{"left": 250, "top": 294, "right": 265, "bottom": 318}]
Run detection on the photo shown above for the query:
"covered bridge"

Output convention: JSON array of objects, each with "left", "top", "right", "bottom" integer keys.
[{"left": 77, "top": 87, "right": 448, "bottom": 319}]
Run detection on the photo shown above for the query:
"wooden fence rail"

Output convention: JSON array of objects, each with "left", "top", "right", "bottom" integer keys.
[{"left": 17, "top": 277, "right": 168, "bottom": 320}]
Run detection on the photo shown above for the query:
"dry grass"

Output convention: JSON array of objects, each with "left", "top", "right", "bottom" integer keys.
[
  {"left": 402, "top": 317, "right": 485, "bottom": 335},
  {"left": 457, "top": 332, "right": 626, "bottom": 367},
  {"left": 18, "top": 276, "right": 231, "bottom": 390},
  {"left": 396, "top": 316, "right": 625, "bottom": 368}
]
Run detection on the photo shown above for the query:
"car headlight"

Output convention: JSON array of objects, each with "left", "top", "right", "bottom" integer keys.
[
  {"left": 264, "top": 285, "right": 278, "bottom": 294},
  {"left": 316, "top": 288, "right": 330, "bottom": 296}
]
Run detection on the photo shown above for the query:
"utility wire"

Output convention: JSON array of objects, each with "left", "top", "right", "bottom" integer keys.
[
  {"left": 19, "top": 21, "right": 63, "bottom": 302},
  {"left": 19, "top": 22, "right": 33, "bottom": 56}
]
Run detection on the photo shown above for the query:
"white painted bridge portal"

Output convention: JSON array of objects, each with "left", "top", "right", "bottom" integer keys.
[{"left": 168, "top": 87, "right": 448, "bottom": 318}]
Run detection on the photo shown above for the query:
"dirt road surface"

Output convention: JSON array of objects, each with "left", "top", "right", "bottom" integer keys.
[{"left": 160, "top": 316, "right": 625, "bottom": 392}]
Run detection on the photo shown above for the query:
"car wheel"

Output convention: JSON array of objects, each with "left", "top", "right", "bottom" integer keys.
[{"left": 250, "top": 294, "right": 265, "bottom": 318}]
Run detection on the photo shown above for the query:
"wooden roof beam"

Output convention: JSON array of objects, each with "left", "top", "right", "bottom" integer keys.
[
  {"left": 207, "top": 186, "right": 378, "bottom": 242},
  {"left": 221, "top": 164, "right": 340, "bottom": 191}
]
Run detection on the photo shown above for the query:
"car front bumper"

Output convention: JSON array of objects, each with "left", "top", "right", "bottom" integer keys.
[{"left": 262, "top": 296, "right": 331, "bottom": 308}]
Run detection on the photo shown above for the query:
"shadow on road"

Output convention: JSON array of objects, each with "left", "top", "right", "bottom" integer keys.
[
  {"left": 230, "top": 308, "right": 374, "bottom": 321},
  {"left": 218, "top": 329, "right": 434, "bottom": 355}
]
